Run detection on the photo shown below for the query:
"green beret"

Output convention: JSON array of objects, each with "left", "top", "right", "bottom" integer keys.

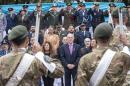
[
  {"left": 93, "top": 2, "right": 100, "bottom": 6},
  {"left": 8, "top": 25, "right": 28, "bottom": 40},
  {"left": 37, "top": 3, "right": 42, "bottom": 7},
  {"left": 111, "top": 8, "right": 119, "bottom": 18},
  {"left": 94, "top": 23, "right": 112, "bottom": 39},
  {"left": 78, "top": 2, "right": 83, "bottom": 6},
  {"left": 66, "top": 2, "right": 72, "bottom": 6}
]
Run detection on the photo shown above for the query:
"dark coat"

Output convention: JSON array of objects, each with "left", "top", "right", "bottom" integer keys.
[
  {"left": 59, "top": 43, "right": 81, "bottom": 68},
  {"left": 6, "top": 13, "right": 17, "bottom": 33},
  {"left": 75, "top": 30, "right": 91, "bottom": 47},
  {"left": 74, "top": 9, "right": 92, "bottom": 27},
  {"left": 59, "top": 8, "right": 76, "bottom": 29},
  {"left": 29, "top": 11, "right": 46, "bottom": 30},
  {"left": 44, "top": 11, "right": 60, "bottom": 28},
  {"left": 89, "top": 8, "right": 105, "bottom": 29},
  {"left": 16, "top": 14, "right": 31, "bottom": 31}
]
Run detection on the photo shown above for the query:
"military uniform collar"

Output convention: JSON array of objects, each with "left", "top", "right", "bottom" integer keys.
[
  {"left": 12, "top": 48, "right": 27, "bottom": 52},
  {"left": 96, "top": 46, "right": 109, "bottom": 50}
]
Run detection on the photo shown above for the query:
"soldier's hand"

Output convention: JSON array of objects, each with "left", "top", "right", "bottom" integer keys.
[{"left": 32, "top": 41, "right": 42, "bottom": 53}]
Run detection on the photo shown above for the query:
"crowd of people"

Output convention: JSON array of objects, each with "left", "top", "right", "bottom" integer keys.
[{"left": 0, "top": 1, "right": 130, "bottom": 86}]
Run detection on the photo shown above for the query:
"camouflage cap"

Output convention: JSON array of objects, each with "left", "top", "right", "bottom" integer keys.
[
  {"left": 8, "top": 25, "right": 28, "bottom": 40},
  {"left": 94, "top": 23, "right": 112, "bottom": 39},
  {"left": 111, "top": 8, "right": 119, "bottom": 18}
]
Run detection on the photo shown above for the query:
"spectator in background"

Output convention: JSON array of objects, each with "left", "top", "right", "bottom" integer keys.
[
  {"left": 89, "top": 2, "right": 105, "bottom": 31},
  {"left": 59, "top": 25, "right": 77, "bottom": 44},
  {"left": 60, "top": 36, "right": 68, "bottom": 46},
  {"left": 0, "top": 7, "right": 7, "bottom": 43},
  {"left": 62, "top": 36, "right": 67, "bottom": 45},
  {"left": 44, "top": 3, "right": 60, "bottom": 28},
  {"left": 44, "top": 26, "right": 60, "bottom": 54},
  {"left": 74, "top": 3, "right": 92, "bottom": 28},
  {"left": 59, "top": 2, "right": 76, "bottom": 29},
  {"left": 67, "top": 25, "right": 76, "bottom": 34},
  {"left": 22, "top": 5, "right": 30, "bottom": 15},
  {"left": 126, "top": 5, "right": 130, "bottom": 29},
  {"left": 30, "top": 3, "right": 46, "bottom": 30},
  {"left": 91, "top": 38, "right": 97, "bottom": 51},
  {"left": 104, "top": 3, "right": 116, "bottom": 18},
  {"left": 75, "top": 23, "right": 91, "bottom": 47},
  {"left": 6, "top": 8, "right": 16, "bottom": 34},
  {"left": 0, "top": 40, "right": 10, "bottom": 56},
  {"left": 59, "top": 33, "right": 81, "bottom": 86},
  {"left": 80, "top": 38, "right": 92, "bottom": 57},
  {"left": 42, "top": 41, "right": 57, "bottom": 86},
  {"left": 16, "top": 9, "right": 31, "bottom": 31}
]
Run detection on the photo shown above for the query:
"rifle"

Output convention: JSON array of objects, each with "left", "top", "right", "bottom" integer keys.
[
  {"left": 118, "top": 7, "right": 124, "bottom": 34},
  {"left": 108, "top": 6, "right": 114, "bottom": 29},
  {"left": 34, "top": 7, "right": 40, "bottom": 42}
]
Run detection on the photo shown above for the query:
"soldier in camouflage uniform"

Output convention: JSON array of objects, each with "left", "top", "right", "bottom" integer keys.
[
  {"left": 75, "top": 23, "right": 130, "bottom": 86},
  {"left": 0, "top": 25, "right": 64, "bottom": 86}
]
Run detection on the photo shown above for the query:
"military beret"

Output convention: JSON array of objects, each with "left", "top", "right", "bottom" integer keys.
[
  {"left": 109, "top": 3, "right": 116, "bottom": 7},
  {"left": 93, "top": 2, "right": 100, "bottom": 6},
  {"left": 94, "top": 23, "right": 112, "bottom": 39},
  {"left": 23, "top": 5, "right": 28, "bottom": 8},
  {"left": 37, "top": 3, "right": 42, "bottom": 7},
  {"left": 78, "top": 2, "right": 83, "bottom": 6},
  {"left": 111, "top": 8, "right": 119, "bottom": 18},
  {"left": 8, "top": 8, "right": 13, "bottom": 11},
  {"left": 66, "top": 2, "right": 72, "bottom": 6},
  {"left": 8, "top": 25, "right": 28, "bottom": 40}
]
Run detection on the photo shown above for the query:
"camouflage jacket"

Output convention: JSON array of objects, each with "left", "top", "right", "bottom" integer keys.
[
  {"left": 0, "top": 50, "right": 64, "bottom": 86},
  {"left": 75, "top": 47, "right": 130, "bottom": 86}
]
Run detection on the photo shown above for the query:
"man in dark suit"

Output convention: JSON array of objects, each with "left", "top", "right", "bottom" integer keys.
[
  {"left": 88, "top": 2, "right": 105, "bottom": 30},
  {"left": 29, "top": 3, "right": 46, "bottom": 30},
  {"left": 16, "top": 9, "right": 31, "bottom": 31},
  {"left": 59, "top": 33, "right": 81, "bottom": 86},
  {"left": 75, "top": 23, "right": 91, "bottom": 47},
  {"left": 74, "top": 3, "right": 92, "bottom": 28},
  {"left": 6, "top": 8, "right": 17, "bottom": 34}
]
